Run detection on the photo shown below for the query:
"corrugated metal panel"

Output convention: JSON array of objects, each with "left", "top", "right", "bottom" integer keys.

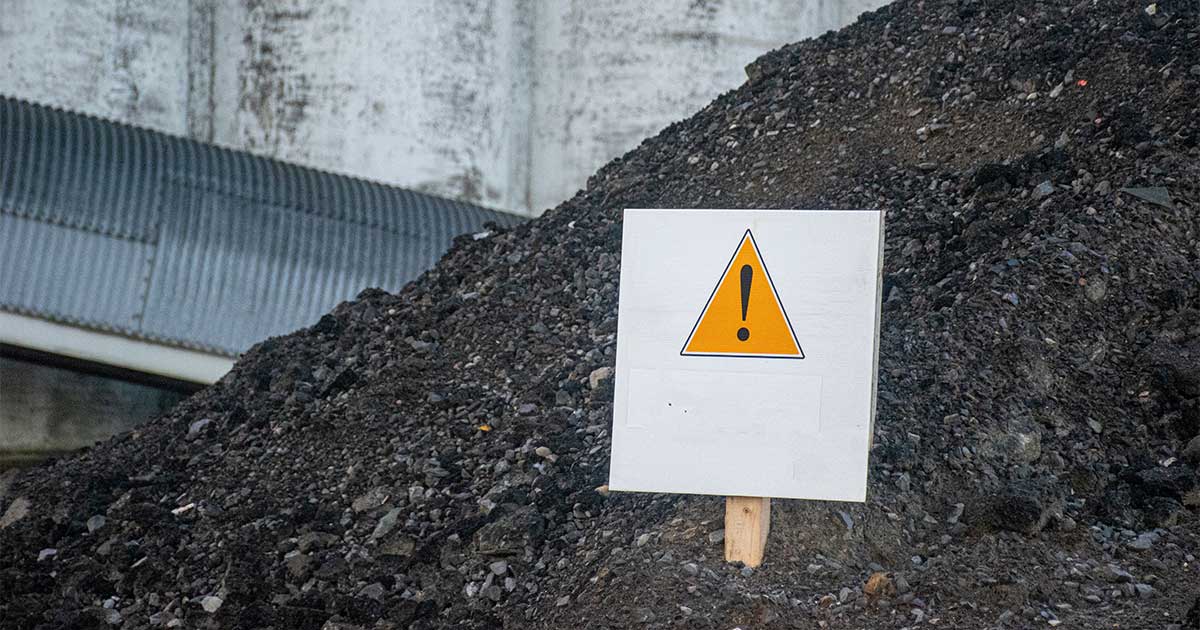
[
  {"left": 0, "top": 96, "right": 522, "bottom": 357},
  {"left": 0, "top": 214, "right": 151, "bottom": 331},
  {"left": 0, "top": 102, "right": 162, "bottom": 240}
]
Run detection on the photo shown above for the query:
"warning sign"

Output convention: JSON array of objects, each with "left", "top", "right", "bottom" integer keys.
[
  {"left": 681, "top": 230, "right": 804, "bottom": 359},
  {"left": 608, "top": 208, "right": 885, "bottom": 502}
]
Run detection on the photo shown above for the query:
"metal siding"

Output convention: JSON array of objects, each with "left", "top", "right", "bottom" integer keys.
[
  {"left": 1, "top": 96, "right": 521, "bottom": 357},
  {"left": 0, "top": 213, "right": 151, "bottom": 331},
  {"left": 143, "top": 194, "right": 417, "bottom": 353}
]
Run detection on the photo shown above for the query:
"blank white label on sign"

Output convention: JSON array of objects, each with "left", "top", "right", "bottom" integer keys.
[{"left": 608, "top": 209, "right": 884, "bottom": 502}]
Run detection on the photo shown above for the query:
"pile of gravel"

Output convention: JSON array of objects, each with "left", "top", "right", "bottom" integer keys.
[{"left": 2, "top": 0, "right": 1198, "bottom": 628}]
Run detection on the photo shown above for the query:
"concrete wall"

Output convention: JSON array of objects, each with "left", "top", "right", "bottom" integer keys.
[
  {"left": 0, "top": 0, "right": 191, "bottom": 134},
  {"left": 201, "top": 0, "right": 535, "bottom": 211},
  {"left": 0, "top": 0, "right": 887, "bottom": 216},
  {"left": 0, "top": 356, "right": 187, "bottom": 467}
]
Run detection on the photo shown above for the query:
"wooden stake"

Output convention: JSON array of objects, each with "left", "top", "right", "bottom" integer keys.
[{"left": 724, "top": 496, "right": 770, "bottom": 567}]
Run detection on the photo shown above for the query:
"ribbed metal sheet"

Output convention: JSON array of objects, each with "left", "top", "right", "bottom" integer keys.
[{"left": 0, "top": 96, "right": 521, "bottom": 357}]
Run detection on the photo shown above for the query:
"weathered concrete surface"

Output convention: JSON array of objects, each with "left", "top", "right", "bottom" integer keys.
[
  {"left": 0, "top": 357, "right": 185, "bottom": 467},
  {"left": 0, "top": 0, "right": 887, "bottom": 216},
  {"left": 0, "top": 0, "right": 191, "bottom": 134},
  {"left": 205, "top": 0, "right": 534, "bottom": 211}
]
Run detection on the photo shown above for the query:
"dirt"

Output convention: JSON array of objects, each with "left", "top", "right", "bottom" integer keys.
[{"left": 2, "top": 0, "right": 1199, "bottom": 628}]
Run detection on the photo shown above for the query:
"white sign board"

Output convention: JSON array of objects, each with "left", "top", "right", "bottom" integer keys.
[{"left": 609, "top": 209, "right": 884, "bottom": 502}]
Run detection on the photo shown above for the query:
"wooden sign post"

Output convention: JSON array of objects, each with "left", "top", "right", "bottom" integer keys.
[
  {"left": 725, "top": 496, "right": 770, "bottom": 567},
  {"left": 607, "top": 209, "right": 884, "bottom": 568}
]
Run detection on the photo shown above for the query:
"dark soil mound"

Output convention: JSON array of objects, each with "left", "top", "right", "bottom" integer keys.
[{"left": 3, "top": 0, "right": 1199, "bottom": 628}]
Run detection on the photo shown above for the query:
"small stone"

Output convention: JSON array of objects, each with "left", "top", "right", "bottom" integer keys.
[
  {"left": 588, "top": 367, "right": 613, "bottom": 390},
  {"left": 1181, "top": 435, "right": 1200, "bottom": 465},
  {"left": 87, "top": 515, "right": 107, "bottom": 533},
  {"left": 187, "top": 418, "right": 213, "bottom": 436},
  {"left": 351, "top": 488, "right": 387, "bottom": 513},
  {"left": 1087, "top": 419, "right": 1103, "bottom": 434},
  {"left": 1191, "top": 65, "right": 1200, "bottom": 77},
  {"left": 371, "top": 508, "right": 402, "bottom": 540},
  {"left": 1134, "top": 583, "right": 1155, "bottom": 598},
  {"left": 200, "top": 596, "right": 223, "bottom": 613},
  {"left": 103, "top": 608, "right": 122, "bottom": 625},
  {"left": 37, "top": 548, "right": 56, "bottom": 562},
  {"left": 1032, "top": 181, "right": 1055, "bottom": 199},
  {"left": 556, "top": 595, "right": 571, "bottom": 607},
  {"left": 707, "top": 529, "right": 725, "bottom": 544},
  {"left": 0, "top": 497, "right": 30, "bottom": 530},
  {"left": 359, "top": 583, "right": 385, "bottom": 601},
  {"left": 1119, "top": 186, "right": 1174, "bottom": 209},
  {"left": 1095, "top": 180, "right": 1112, "bottom": 195},
  {"left": 940, "top": 26, "right": 960, "bottom": 35},
  {"left": 1103, "top": 565, "right": 1134, "bottom": 583},
  {"left": 534, "top": 446, "right": 557, "bottom": 462},
  {"left": 285, "top": 552, "right": 314, "bottom": 578},
  {"left": 682, "top": 562, "right": 699, "bottom": 577},
  {"left": 315, "top": 557, "right": 348, "bottom": 579},
  {"left": 297, "top": 531, "right": 340, "bottom": 552},
  {"left": 517, "top": 403, "right": 537, "bottom": 415},
  {"left": 740, "top": 566, "right": 754, "bottom": 578},
  {"left": 1127, "top": 533, "right": 1156, "bottom": 551},
  {"left": 489, "top": 560, "right": 509, "bottom": 576},
  {"left": 635, "top": 533, "right": 651, "bottom": 547},
  {"left": 1003, "top": 430, "right": 1042, "bottom": 464},
  {"left": 378, "top": 533, "right": 416, "bottom": 557},
  {"left": 978, "top": 478, "right": 1062, "bottom": 535},
  {"left": 1054, "top": 132, "right": 1069, "bottom": 149}
]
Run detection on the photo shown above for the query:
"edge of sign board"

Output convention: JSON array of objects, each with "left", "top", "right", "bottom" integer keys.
[
  {"left": 624, "top": 208, "right": 884, "bottom": 214},
  {"left": 605, "top": 479, "right": 869, "bottom": 503},
  {"left": 867, "top": 210, "right": 886, "bottom": 457}
]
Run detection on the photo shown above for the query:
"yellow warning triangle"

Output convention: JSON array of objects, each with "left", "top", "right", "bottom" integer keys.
[{"left": 681, "top": 230, "right": 804, "bottom": 359}]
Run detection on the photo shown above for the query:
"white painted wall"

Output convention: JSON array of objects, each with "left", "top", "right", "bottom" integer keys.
[{"left": 0, "top": 0, "right": 887, "bottom": 216}]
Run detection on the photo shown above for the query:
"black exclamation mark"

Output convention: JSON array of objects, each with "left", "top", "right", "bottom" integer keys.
[{"left": 737, "top": 264, "right": 752, "bottom": 341}]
